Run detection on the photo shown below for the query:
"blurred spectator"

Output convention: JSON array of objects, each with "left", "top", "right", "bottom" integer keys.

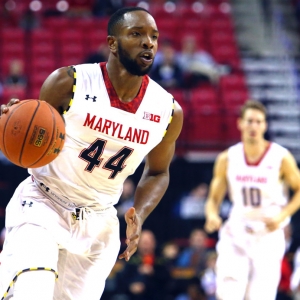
[
  {"left": 102, "top": 259, "right": 126, "bottom": 300},
  {"left": 161, "top": 240, "right": 180, "bottom": 271},
  {"left": 175, "top": 281, "right": 207, "bottom": 300},
  {"left": 276, "top": 224, "right": 293, "bottom": 300},
  {"left": 177, "top": 36, "right": 223, "bottom": 88},
  {"left": 173, "top": 183, "right": 231, "bottom": 233},
  {"left": 4, "top": 59, "right": 27, "bottom": 87},
  {"left": 115, "top": 229, "right": 172, "bottom": 300},
  {"left": 200, "top": 251, "right": 217, "bottom": 300},
  {"left": 84, "top": 43, "right": 110, "bottom": 64},
  {"left": 93, "top": 0, "right": 123, "bottom": 17},
  {"left": 19, "top": 9, "right": 40, "bottom": 31},
  {"left": 150, "top": 39, "right": 184, "bottom": 89},
  {"left": 1, "top": 2, "right": 20, "bottom": 27},
  {"left": 66, "top": 0, "right": 93, "bottom": 17},
  {"left": 290, "top": 246, "right": 300, "bottom": 299},
  {"left": 2, "top": 59, "right": 27, "bottom": 101},
  {"left": 115, "top": 178, "right": 136, "bottom": 241},
  {"left": 176, "top": 183, "right": 208, "bottom": 220},
  {"left": 277, "top": 257, "right": 293, "bottom": 300},
  {"left": 116, "top": 178, "right": 135, "bottom": 217},
  {"left": 176, "top": 229, "right": 209, "bottom": 276}
]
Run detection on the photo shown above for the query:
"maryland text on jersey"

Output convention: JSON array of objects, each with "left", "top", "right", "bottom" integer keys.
[
  {"left": 236, "top": 175, "right": 267, "bottom": 184},
  {"left": 83, "top": 113, "right": 150, "bottom": 144}
]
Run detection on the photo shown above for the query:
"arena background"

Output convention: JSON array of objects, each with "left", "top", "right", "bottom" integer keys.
[{"left": 1, "top": 0, "right": 300, "bottom": 299}]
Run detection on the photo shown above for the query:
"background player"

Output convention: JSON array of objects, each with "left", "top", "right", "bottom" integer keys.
[
  {"left": 204, "top": 100, "right": 300, "bottom": 300},
  {"left": 0, "top": 6, "right": 183, "bottom": 300}
]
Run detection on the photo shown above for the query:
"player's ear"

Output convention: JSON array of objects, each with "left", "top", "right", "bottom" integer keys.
[
  {"left": 237, "top": 117, "right": 242, "bottom": 131},
  {"left": 107, "top": 36, "right": 117, "bottom": 54},
  {"left": 264, "top": 120, "right": 268, "bottom": 132}
]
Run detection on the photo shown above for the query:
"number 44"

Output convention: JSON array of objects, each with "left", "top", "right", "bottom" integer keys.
[{"left": 79, "top": 138, "right": 134, "bottom": 179}]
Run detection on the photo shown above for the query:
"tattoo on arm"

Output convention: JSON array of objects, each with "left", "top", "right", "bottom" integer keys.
[{"left": 67, "top": 67, "right": 74, "bottom": 78}]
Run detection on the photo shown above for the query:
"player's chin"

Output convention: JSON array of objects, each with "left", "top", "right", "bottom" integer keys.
[{"left": 138, "top": 65, "right": 153, "bottom": 76}]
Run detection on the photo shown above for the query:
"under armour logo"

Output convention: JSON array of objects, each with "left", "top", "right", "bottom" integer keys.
[
  {"left": 85, "top": 95, "right": 97, "bottom": 102},
  {"left": 22, "top": 201, "right": 33, "bottom": 207}
]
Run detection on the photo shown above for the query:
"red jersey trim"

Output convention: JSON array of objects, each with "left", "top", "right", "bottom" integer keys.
[
  {"left": 100, "top": 62, "right": 149, "bottom": 114},
  {"left": 244, "top": 142, "right": 272, "bottom": 166}
]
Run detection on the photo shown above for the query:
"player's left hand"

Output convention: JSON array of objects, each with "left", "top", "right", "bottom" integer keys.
[
  {"left": 0, "top": 98, "right": 20, "bottom": 115},
  {"left": 263, "top": 214, "right": 285, "bottom": 231},
  {"left": 118, "top": 207, "right": 142, "bottom": 261}
]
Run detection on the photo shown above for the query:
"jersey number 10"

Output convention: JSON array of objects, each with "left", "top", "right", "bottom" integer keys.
[{"left": 242, "top": 187, "right": 261, "bottom": 207}]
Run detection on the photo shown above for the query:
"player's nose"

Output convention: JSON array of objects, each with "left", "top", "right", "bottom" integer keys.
[{"left": 142, "top": 35, "right": 154, "bottom": 49}]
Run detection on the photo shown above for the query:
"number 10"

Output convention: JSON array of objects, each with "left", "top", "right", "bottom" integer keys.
[{"left": 242, "top": 187, "right": 261, "bottom": 207}]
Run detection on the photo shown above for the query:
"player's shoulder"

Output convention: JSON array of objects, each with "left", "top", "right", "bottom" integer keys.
[
  {"left": 73, "top": 63, "right": 101, "bottom": 73},
  {"left": 228, "top": 141, "right": 243, "bottom": 150},
  {"left": 270, "top": 141, "right": 288, "bottom": 154},
  {"left": 213, "top": 150, "right": 228, "bottom": 176},
  {"left": 148, "top": 77, "right": 174, "bottom": 100},
  {"left": 147, "top": 77, "right": 183, "bottom": 117},
  {"left": 216, "top": 149, "right": 229, "bottom": 164},
  {"left": 227, "top": 142, "right": 243, "bottom": 156}
]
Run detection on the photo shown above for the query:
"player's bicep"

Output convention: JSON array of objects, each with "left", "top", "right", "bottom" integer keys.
[
  {"left": 145, "top": 137, "right": 175, "bottom": 175},
  {"left": 39, "top": 66, "right": 74, "bottom": 114},
  {"left": 145, "top": 101, "right": 183, "bottom": 175},
  {"left": 208, "top": 152, "right": 228, "bottom": 203},
  {"left": 163, "top": 100, "right": 183, "bottom": 144},
  {"left": 281, "top": 152, "right": 300, "bottom": 191}
]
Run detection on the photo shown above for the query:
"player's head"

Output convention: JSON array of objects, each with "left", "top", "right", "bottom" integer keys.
[
  {"left": 238, "top": 100, "right": 267, "bottom": 143},
  {"left": 107, "top": 7, "right": 158, "bottom": 76}
]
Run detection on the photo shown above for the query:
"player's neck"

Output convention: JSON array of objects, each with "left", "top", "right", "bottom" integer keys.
[
  {"left": 243, "top": 140, "right": 270, "bottom": 163},
  {"left": 106, "top": 60, "right": 143, "bottom": 103}
]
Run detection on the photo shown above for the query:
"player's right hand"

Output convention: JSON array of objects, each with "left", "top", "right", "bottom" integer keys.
[
  {"left": 204, "top": 214, "right": 222, "bottom": 233},
  {"left": 0, "top": 98, "right": 20, "bottom": 115},
  {"left": 118, "top": 207, "right": 142, "bottom": 262}
]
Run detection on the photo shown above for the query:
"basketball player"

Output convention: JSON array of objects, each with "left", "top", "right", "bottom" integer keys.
[
  {"left": 0, "top": 7, "right": 183, "bottom": 300},
  {"left": 204, "top": 100, "right": 300, "bottom": 300}
]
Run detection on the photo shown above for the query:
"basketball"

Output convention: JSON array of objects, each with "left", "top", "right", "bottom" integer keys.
[{"left": 0, "top": 99, "right": 65, "bottom": 168}]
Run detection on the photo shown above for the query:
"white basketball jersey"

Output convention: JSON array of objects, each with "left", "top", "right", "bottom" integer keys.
[
  {"left": 29, "top": 63, "right": 174, "bottom": 208},
  {"left": 226, "top": 142, "right": 288, "bottom": 226}
]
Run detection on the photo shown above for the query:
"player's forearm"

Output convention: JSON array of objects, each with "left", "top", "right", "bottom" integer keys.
[
  {"left": 133, "top": 171, "right": 169, "bottom": 224},
  {"left": 281, "top": 190, "right": 300, "bottom": 220},
  {"left": 205, "top": 198, "right": 221, "bottom": 218}
]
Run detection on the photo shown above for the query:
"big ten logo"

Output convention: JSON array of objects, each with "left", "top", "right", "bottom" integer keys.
[
  {"left": 34, "top": 127, "right": 46, "bottom": 147},
  {"left": 143, "top": 112, "right": 161, "bottom": 123}
]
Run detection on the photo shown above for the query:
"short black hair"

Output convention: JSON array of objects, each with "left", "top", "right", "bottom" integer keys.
[{"left": 107, "top": 6, "right": 151, "bottom": 36}]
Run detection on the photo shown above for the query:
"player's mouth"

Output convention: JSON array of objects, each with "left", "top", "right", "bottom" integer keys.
[{"left": 139, "top": 51, "right": 154, "bottom": 65}]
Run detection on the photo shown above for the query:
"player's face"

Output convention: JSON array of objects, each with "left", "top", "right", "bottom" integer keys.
[
  {"left": 116, "top": 11, "right": 158, "bottom": 76},
  {"left": 238, "top": 109, "right": 267, "bottom": 143}
]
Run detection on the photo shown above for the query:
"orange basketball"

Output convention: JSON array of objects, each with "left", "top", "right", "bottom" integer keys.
[{"left": 0, "top": 99, "right": 65, "bottom": 168}]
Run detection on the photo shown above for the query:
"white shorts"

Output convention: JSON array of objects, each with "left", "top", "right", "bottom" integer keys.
[
  {"left": 215, "top": 222, "right": 285, "bottom": 300},
  {"left": 0, "top": 177, "right": 121, "bottom": 300}
]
